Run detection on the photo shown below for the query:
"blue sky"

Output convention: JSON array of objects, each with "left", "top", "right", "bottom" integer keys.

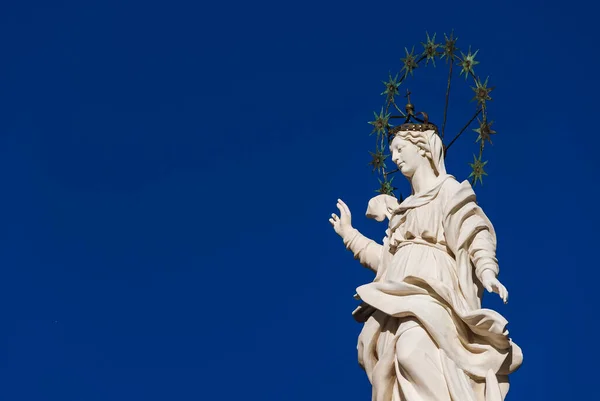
[{"left": 0, "top": 1, "right": 597, "bottom": 400}]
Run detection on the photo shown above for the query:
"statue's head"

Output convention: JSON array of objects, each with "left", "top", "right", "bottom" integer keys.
[{"left": 389, "top": 123, "right": 446, "bottom": 178}]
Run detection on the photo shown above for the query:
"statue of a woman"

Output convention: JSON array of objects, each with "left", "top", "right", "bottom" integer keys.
[{"left": 330, "top": 124, "right": 522, "bottom": 401}]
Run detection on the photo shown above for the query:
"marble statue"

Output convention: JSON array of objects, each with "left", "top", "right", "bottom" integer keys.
[{"left": 330, "top": 125, "right": 522, "bottom": 401}]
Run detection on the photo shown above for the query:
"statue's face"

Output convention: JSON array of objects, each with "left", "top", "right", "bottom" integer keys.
[{"left": 390, "top": 135, "right": 427, "bottom": 178}]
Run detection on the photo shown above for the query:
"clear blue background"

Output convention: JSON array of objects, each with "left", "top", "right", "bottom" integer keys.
[{"left": 0, "top": 1, "right": 596, "bottom": 400}]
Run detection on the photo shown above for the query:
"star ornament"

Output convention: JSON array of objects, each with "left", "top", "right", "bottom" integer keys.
[
  {"left": 401, "top": 47, "right": 418, "bottom": 77},
  {"left": 469, "top": 154, "right": 488, "bottom": 186},
  {"left": 376, "top": 176, "right": 397, "bottom": 195},
  {"left": 421, "top": 32, "right": 440, "bottom": 66},
  {"left": 368, "top": 150, "right": 388, "bottom": 173},
  {"left": 381, "top": 72, "right": 401, "bottom": 101},
  {"left": 473, "top": 118, "right": 497, "bottom": 145},
  {"left": 459, "top": 47, "right": 479, "bottom": 79},
  {"left": 368, "top": 108, "right": 391, "bottom": 137},
  {"left": 471, "top": 77, "right": 494, "bottom": 107},
  {"left": 441, "top": 31, "right": 458, "bottom": 62}
]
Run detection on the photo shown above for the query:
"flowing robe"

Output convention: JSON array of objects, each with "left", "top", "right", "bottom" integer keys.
[{"left": 344, "top": 175, "right": 522, "bottom": 401}]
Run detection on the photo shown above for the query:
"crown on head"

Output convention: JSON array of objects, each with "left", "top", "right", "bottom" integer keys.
[{"left": 388, "top": 92, "right": 438, "bottom": 137}]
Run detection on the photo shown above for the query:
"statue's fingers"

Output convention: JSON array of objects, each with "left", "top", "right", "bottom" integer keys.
[
  {"left": 338, "top": 199, "right": 351, "bottom": 217},
  {"left": 337, "top": 202, "right": 348, "bottom": 217},
  {"left": 329, "top": 218, "right": 335, "bottom": 226},
  {"left": 331, "top": 213, "right": 338, "bottom": 220}
]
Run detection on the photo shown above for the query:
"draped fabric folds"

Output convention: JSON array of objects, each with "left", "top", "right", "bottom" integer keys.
[{"left": 350, "top": 175, "right": 522, "bottom": 401}]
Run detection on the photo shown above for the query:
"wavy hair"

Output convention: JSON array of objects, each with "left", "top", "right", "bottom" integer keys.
[{"left": 393, "top": 129, "right": 446, "bottom": 176}]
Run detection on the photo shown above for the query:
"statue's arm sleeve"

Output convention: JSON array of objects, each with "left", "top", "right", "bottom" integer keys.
[
  {"left": 469, "top": 229, "right": 499, "bottom": 281},
  {"left": 443, "top": 180, "right": 499, "bottom": 282},
  {"left": 343, "top": 228, "right": 382, "bottom": 273}
]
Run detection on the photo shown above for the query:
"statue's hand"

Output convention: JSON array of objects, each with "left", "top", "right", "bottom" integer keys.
[
  {"left": 329, "top": 199, "right": 353, "bottom": 239},
  {"left": 481, "top": 269, "right": 509, "bottom": 304}
]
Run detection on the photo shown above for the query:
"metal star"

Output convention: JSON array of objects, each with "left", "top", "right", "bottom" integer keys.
[
  {"left": 381, "top": 72, "right": 401, "bottom": 101},
  {"left": 468, "top": 154, "right": 488, "bottom": 186},
  {"left": 473, "top": 118, "right": 497, "bottom": 145},
  {"left": 458, "top": 47, "right": 479, "bottom": 79},
  {"left": 441, "top": 31, "right": 458, "bottom": 62},
  {"left": 471, "top": 76, "right": 494, "bottom": 107},
  {"left": 401, "top": 47, "right": 418, "bottom": 77},
  {"left": 368, "top": 108, "right": 391, "bottom": 137},
  {"left": 376, "top": 176, "right": 397, "bottom": 196},
  {"left": 368, "top": 150, "right": 388, "bottom": 173},
  {"left": 421, "top": 32, "right": 440, "bottom": 66}
]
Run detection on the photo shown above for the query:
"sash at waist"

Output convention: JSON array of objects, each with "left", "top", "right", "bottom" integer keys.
[{"left": 390, "top": 238, "right": 448, "bottom": 254}]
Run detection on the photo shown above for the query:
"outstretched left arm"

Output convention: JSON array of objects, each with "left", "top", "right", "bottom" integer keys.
[
  {"left": 442, "top": 179, "right": 509, "bottom": 304},
  {"left": 469, "top": 224, "right": 509, "bottom": 303},
  {"left": 469, "top": 229, "right": 499, "bottom": 282}
]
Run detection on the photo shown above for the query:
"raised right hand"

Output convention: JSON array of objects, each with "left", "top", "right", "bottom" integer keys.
[{"left": 329, "top": 199, "right": 353, "bottom": 239}]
